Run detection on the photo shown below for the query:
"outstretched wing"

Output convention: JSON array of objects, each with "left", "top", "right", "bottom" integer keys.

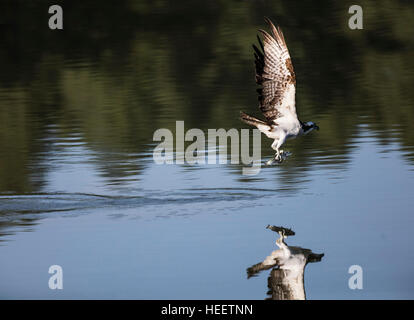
[{"left": 253, "top": 18, "right": 299, "bottom": 126}]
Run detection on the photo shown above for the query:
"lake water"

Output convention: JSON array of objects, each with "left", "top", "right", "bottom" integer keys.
[{"left": 1, "top": 1, "right": 414, "bottom": 299}]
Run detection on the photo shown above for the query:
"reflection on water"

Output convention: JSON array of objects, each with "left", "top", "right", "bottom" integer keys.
[
  {"left": 0, "top": 0, "right": 414, "bottom": 299},
  {"left": 247, "top": 226, "right": 324, "bottom": 300}
]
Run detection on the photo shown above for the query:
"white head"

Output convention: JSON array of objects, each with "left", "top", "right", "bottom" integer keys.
[{"left": 301, "top": 121, "right": 319, "bottom": 135}]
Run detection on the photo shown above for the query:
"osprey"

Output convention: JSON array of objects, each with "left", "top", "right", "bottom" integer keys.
[{"left": 241, "top": 18, "right": 319, "bottom": 164}]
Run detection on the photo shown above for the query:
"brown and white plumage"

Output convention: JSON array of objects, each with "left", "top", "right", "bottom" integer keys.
[
  {"left": 254, "top": 18, "right": 298, "bottom": 124},
  {"left": 241, "top": 18, "right": 319, "bottom": 164}
]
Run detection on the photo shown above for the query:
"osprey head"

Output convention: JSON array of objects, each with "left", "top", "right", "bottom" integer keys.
[{"left": 301, "top": 121, "right": 319, "bottom": 135}]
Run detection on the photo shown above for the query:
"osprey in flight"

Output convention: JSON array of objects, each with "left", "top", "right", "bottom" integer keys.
[{"left": 240, "top": 18, "right": 319, "bottom": 164}]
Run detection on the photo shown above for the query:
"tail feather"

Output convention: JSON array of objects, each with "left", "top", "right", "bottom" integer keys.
[{"left": 240, "top": 111, "right": 267, "bottom": 127}]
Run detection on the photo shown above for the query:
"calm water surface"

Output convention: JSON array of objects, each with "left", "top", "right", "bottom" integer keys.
[{"left": 1, "top": 1, "right": 414, "bottom": 299}]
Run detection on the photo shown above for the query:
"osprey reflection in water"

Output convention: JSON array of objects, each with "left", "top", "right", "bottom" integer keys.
[
  {"left": 240, "top": 18, "right": 319, "bottom": 164},
  {"left": 247, "top": 225, "right": 324, "bottom": 300}
]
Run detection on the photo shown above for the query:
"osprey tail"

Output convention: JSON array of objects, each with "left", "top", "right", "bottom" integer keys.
[{"left": 240, "top": 111, "right": 267, "bottom": 127}]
